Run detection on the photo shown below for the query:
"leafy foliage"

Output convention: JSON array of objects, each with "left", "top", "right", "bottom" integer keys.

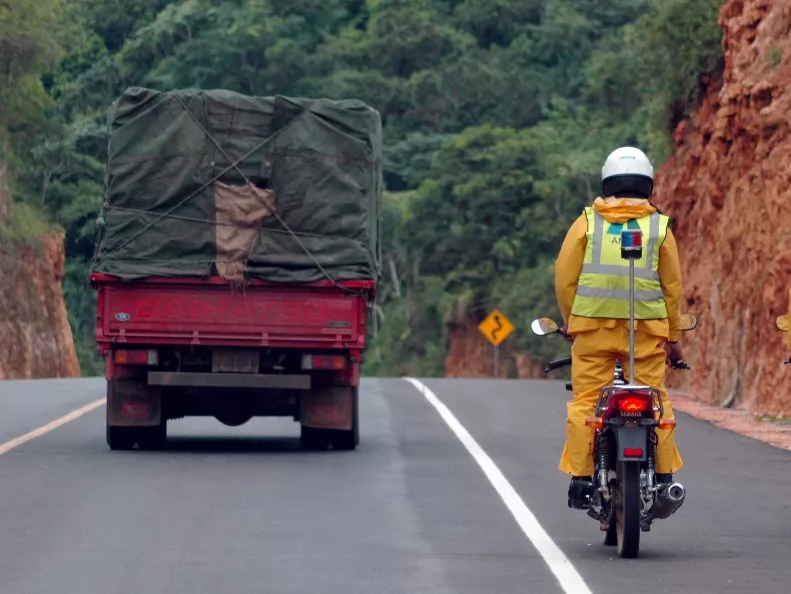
[
  {"left": 0, "top": 0, "right": 724, "bottom": 377},
  {"left": 0, "top": 0, "right": 63, "bottom": 142}
]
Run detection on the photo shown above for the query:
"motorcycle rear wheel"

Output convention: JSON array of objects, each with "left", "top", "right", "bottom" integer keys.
[{"left": 615, "top": 461, "right": 641, "bottom": 558}]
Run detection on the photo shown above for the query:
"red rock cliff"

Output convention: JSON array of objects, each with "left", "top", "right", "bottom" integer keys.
[
  {"left": 655, "top": 0, "right": 791, "bottom": 414},
  {"left": 0, "top": 183, "right": 80, "bottom": 380}
]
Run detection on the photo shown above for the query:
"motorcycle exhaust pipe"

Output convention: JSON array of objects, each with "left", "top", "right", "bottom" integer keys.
[{"left": 644, "top": 482, "right": 686, "bottom": 524}]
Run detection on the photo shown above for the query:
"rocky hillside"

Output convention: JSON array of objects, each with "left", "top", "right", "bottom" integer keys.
[
  {"left": 655, "top": 0, "right": 791, "bottom": 413},
  {"left": 0, "top": 183, "right": 80, "bottom": 380}
]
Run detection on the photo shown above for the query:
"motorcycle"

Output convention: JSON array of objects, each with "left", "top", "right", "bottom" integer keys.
[{"left": 530, "top": 227, "right": 698, "bottom": 559}]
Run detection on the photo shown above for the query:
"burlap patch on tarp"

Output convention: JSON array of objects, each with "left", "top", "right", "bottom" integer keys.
[{"left": 214, "top": 181, "right": 276, "bottom": 281}]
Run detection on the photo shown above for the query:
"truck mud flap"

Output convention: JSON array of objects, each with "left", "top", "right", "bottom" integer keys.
[
  {"left": 299, "top": 386, "right": 354, "bottom": 431},
  {"left": 107, "top": 379, "right": 162, "bottom": 427}
]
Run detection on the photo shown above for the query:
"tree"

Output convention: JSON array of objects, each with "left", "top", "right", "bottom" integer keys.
[
  {"left": 0, "top": 0, "right": 63, "bottom": 151},
  {"left": 0, "top": 0, "right": 724, "bottom": 377}
]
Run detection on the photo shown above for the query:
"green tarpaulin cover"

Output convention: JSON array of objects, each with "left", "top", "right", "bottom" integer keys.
[{"left": 92, "top": 87, "right": 382, "bottom": 283}]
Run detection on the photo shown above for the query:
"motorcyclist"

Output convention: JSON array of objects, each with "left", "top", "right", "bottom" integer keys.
[{"left": 553, "top": 146, "right": 685, "bottom": 509}]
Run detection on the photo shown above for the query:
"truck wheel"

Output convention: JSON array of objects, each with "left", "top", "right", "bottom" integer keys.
[
  {"left": 137, "top": 421, "right": 167, "bottom": 451},
  {"left": 106, "top": 404, "right": 136, "bottom": 450},
  {"left": 300, "top": 426, "right": 331, "bottom": 451},
  {"left": 329, "top": 387, "right": 359, "bottom": 451},
  {"left": 107, "top": 425, "right": 136, "bottom": 451}
]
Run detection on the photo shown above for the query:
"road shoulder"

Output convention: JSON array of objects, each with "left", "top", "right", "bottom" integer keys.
[{"left": 670, "top": 389, "right": 791, "bottom": 451}]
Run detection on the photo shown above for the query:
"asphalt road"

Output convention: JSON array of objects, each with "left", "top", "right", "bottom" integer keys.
[{"left": 1, "top": 377, "right": 790, "bottom": 594}]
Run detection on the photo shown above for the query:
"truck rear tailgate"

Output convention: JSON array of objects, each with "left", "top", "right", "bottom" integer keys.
[{"left": 92, "top": 276, "right": 373, "bottom": 349}]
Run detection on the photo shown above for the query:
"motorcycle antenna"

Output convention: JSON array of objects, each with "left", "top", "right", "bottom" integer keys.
[{"left": 620, "top": 228, "right": 643, "bottom": 385}]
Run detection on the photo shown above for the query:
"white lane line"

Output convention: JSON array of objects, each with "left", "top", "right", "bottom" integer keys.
[
  {"left": 404, "top": 378, "right": 592, "bottom": 594},
  {"left": 0, "top": 398, "right": 105, "bottom": 456}
]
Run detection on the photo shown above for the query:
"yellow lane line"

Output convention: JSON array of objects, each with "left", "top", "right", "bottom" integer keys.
[{"left": 0, "top": 398, "right": 106, "bottom": 456}]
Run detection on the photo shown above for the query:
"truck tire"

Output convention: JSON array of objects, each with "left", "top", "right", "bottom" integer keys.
[
  {"left": 107, "top": 425, "right": 136, "bottom": 451},
  {"left": 329, "top": 387, "right": 359, "bottom": 451},
  {"left": 300, "top": 426, "right": 331, "bottom": 451},
  {"left": 106, "top": 404, "right": 135, "bottom": 450},
  {"left": 137, "top": 421, "right": 167, "bottom": 451}
]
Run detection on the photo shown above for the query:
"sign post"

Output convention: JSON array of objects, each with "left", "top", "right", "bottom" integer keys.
[{"left": 478, "top": 309, "right": 515, "bottom": 378}]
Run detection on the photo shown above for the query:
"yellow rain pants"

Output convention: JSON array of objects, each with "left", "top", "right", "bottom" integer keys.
[{"left": 558, "top": 323, "right": 683, "bottom": 476}]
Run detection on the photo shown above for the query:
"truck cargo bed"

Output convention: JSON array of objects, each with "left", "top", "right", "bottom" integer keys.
[{"left": 91, "top": 274, "right": 374, "bottom": 350}]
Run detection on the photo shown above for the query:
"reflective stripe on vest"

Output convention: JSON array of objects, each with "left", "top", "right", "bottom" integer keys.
[
  {"left": 571, "top": 207, "right": 669, "bottom": 320},
  {"left": 581, "top": 210, "right": 662, "bottom": 280}
]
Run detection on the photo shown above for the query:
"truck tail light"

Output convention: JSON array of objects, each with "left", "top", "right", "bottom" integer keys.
[
  {"left": 301, "top": 354, "right": 346, "bottom": 371},
  {"left": 114, "top": 349, "right": 159, "bottom": 365}
]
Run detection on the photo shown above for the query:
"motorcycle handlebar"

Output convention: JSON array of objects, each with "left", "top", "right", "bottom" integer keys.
[
  {"left": 543, "top": 357, "right": 690, "bottom": 374},
  {"left": 544, "top": 356, "right": 572, "bottom": 373}
]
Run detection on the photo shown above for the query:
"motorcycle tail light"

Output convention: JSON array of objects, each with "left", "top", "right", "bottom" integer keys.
[
  {"left": 602, "top": 388, "right": 656, "bottom": 420},
  {"left": 623, "top": 448, "right": 644, "bottom": 458},
  {"left": 617, "top": 396, "right": 650, "bottom": 413}
]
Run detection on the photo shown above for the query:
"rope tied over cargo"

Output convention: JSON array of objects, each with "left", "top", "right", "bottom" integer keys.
[{"left": 95, "top": 91, "right": 376, "bottom": 297}]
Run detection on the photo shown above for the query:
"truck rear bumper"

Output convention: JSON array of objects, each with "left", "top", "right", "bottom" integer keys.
[
  {"left": 91, "top": 274, "right": 374, "bottom": 351},
  {"left": 147, "top": 371, "right": 311, "bottom": 390}
]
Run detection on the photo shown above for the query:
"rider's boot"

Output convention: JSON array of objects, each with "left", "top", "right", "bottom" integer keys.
[
  {"left": 568, "top": 476, "right": 594, "bottom": 509},
  {"left": 656, "top": 473, "right": 673, "bottom": 487}
]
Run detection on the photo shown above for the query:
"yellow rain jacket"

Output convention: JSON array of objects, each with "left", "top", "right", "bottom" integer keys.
[
  {"left": 556, "top": 197, "right": 682, "bottom": 339},
  {"left": 554, "top": 197, "right": 683, "bottom": 476}
]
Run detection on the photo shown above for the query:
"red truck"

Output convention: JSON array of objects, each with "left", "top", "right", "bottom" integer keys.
[
  {"left": 91, "top": 88, "right": 382, "bottom": 451},
  {"left": 91, "top": 275, "right": 375, "bottom": 450}
]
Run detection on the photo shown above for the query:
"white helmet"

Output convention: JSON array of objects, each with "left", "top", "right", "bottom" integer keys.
[{"left": 601, "top": 146, "right": 654, "bottom": 198}]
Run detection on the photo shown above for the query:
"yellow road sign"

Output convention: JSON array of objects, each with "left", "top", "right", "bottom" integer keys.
[{"left": 478, "top": 310, "right": 515, "bottom": 346}]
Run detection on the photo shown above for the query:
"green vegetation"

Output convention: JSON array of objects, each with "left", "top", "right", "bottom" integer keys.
[{"left": 0, "top": 0, "right": 724, "bottom": 377}]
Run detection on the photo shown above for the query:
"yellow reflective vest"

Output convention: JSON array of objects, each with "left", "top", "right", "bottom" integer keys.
[{"left": 571, "top": 207, "right": 669, "bottom": 320}]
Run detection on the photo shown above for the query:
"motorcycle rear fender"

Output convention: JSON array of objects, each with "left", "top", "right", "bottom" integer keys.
[{"left": 614, "top": 424, "right": 648, "bottom": 462}]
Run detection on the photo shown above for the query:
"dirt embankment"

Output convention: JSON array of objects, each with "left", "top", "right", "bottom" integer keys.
[
  {"left": 444, "top": 314, "right": 546, "bottom": 380},
  {"left": 0, "top": 175, "right": 80, "bottom": 380}
]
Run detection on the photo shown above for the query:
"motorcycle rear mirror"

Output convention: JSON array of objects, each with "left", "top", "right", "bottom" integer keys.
[
  {"left": 679, "top": 313, "right": 698, "bottom": 331},
  {"left": 776, "top": 315, "right": 789, "bottom": 331},
  {"left": 531, "top": 318, "right": 559, "bottom": 336}
]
